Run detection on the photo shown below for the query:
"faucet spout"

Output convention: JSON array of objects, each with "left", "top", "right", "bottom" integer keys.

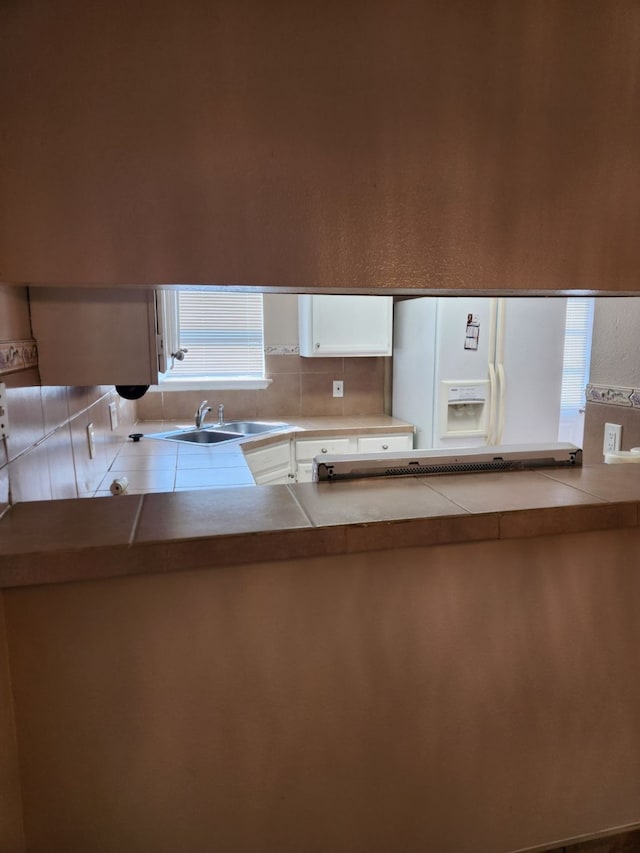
[{"left": 195, "top": 400, "right": 212, "bottom": 429}]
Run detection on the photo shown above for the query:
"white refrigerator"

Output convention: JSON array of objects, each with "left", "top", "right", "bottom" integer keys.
[{"left": 392, "top": 297, "right": 568, "bottom": 449}]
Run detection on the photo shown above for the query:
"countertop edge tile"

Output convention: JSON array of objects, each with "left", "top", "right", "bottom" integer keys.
[
  {"left": 0, "top": 528, "right": 351, "bottom": 589},
  {"left": 3, "top": 470, "right": 640, "bottom": 589},
  {"left": 153, "top": 527, "right": 349, "bottom": 573},
  {"left": 0, "top": 544, "right": 137, "bottom": 589},
  {"left": 344, "top": 512, "right": 500, "bottom": 553},
  {"left": 499, "top": 502, "right": 638, "bottom": 540}
]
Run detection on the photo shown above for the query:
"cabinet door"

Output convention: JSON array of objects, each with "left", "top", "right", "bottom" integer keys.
[
  {"left": 295, "top": 462, "right": 315, "bottom": 483},
  {"left": 29, "top": 287, "right": 159, "bottom": 386},
  {"left": 243, "top": 440, "right": 292, "bottom": 482},
  {"left": 299, "top": 295, "right": 393, "bottom": 357},
  {"left": 155, "top": 290, "right": 181, "bottom": 376},
  {"left": 254, "top": 466, "right": 294, "bottom": 485}
]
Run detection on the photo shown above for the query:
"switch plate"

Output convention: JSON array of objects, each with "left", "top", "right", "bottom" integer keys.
[
  {"left": 0, "top": 382, "right": 8, "bottom": 438},
  {"left": 109, "top": 401, "right": 118, "bottom": 431},
  {"left": 333, "top": 380, "right": 344, "bottom": 398},
  {"left": 603, "top": 422, "right": 622, "bottom": 453},
  {"left": 86, "top": 423, "right": 96, "bottom": 459}
]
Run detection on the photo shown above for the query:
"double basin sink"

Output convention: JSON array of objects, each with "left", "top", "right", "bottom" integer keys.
[{"left": 147, "top": 420, "right": 291, "bottom": 446}]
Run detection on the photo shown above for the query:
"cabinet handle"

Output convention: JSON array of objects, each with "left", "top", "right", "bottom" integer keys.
[
  {"left": 382, "top": 444, "right": 389, "bottom": 450},
  {"left": 321, "top": 447, "right": 328, "bottom": 453},
  {"left": 315, "top": 342, "right": 320, "bottom": 349}
]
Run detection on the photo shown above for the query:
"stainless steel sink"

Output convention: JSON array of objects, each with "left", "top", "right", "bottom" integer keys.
[
  {"left": 169, "top": 429, "right": 243, "bottom": 444},
  {"left": 219, "top": 420, "right": 287, "bottom": 436},
  {"left": 145, "top": 421, "right": 290, "bottom": 445}
]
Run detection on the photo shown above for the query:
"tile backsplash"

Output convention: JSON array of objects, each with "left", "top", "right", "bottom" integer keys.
[
  {"left": 136, "top": 354, "right": 389, "bottom": 421},
  {"left": 582, "top": 383, "right": 640, "bottom": 464},
  {"left": 2, "top": 377, "right": 137, "bottom": 505}
]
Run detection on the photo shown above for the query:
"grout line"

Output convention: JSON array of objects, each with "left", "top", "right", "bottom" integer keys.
[
  {"left": 7, "top": 388, "right": 115, "bottom": 465},
  {"left": 284, "top": 484, "right": 315, "bottom": 526},
  {"left": 128, "top": 495, "right": 146, "bottom": 546},
  {"left": 537, "top": 469, "right": 615, "bottom": 502},
  {"left": 414, "top": 477, "right": 475, "bottom": 513}
]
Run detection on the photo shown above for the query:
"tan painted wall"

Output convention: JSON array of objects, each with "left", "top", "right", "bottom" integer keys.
[
  {"left": 0, "top": 593, "right": 24, "bottom": 853},
  {"left": 263, "top": 294, "right": 298, "bottom": 348},
  {"left": 590, "top": 299, "right": 640, "bottom": 389},
  {"left": 5, "top": 529, "right": 640, "bottom": 853},
  {"left": 2, "top": 1, "right": 640, "bottom": 292},
  {"left": 0, "top": 287, "right": 31, "bottom": 342}
]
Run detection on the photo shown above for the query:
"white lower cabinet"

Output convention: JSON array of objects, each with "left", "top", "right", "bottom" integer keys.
[
  {"left": 294, "top": 437, "right": 354, "bottom": 483},
  {"left": 243, "top": 440, "right": 294, "bottom": 485},
  {"left": 294, "top": 433, "right": 413, "bottom": 483},
  {"left": 244, "top": 431, "right": 413, "bottom": 485},
  {"left": 295, "top": 437, "right": 353, "bottom": 461}
]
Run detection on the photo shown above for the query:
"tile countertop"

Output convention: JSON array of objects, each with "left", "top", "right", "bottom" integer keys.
[
  {"left": 93, "top": 415, "right": 416, "bottom": 495},
  {"left": 1, "top": 463, "right": 640, "bottom": 589}
]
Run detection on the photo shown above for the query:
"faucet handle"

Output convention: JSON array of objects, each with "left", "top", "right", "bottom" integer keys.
[{"left": 195, "top": 400, "right": 211, "bottom": 428}]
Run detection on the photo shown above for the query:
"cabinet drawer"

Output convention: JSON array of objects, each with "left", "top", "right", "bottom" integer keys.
[
  {"left": 295, "top": 437, "right": 353, "bottom": 461},
  {"left": 357, "top": 434, "right": 413, "bottom": 453},
  {"left": 244, "top": 440, "right": 291, "bottom": 476}
]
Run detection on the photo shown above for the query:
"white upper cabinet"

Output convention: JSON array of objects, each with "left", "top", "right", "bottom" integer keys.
[{"left": 298, "top": 295, "right": 393, "bottom": 357}]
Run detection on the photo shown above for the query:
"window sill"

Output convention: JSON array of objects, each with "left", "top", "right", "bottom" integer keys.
[{"left": 154, "top": 378, "right": 272, "bottom": 392}]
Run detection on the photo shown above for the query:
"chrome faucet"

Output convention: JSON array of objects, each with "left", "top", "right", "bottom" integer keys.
[
  {"left": 195, "top": 400, "right": 212, "bottom": 429},
  {"left": 217, "top": 403, "right": 225, "bottom": 425}
]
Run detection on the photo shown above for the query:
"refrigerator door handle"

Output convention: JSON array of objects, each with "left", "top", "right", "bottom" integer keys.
[
  {"left": 488, "top": 363, "right": 497, "bottom": 444},
  {"left": 496, "top": 362, "right": 506, "bottom": 444}
]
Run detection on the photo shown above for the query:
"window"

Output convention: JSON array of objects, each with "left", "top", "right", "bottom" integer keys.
[
  {"left": 158, "top": 290, "right": 268, "bottom": 390},
  {"left": 558, "top": 297, "right": 594, "bottom": 445}
]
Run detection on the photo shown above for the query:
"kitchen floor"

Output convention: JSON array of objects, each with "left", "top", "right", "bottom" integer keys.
[{"left": 94, "top": 422, "right": 255, "bottom": 496}]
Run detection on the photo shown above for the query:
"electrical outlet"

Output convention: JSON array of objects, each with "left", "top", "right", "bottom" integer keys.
[
  {"left": 86, "top": 423, "right": 96, "bottom": 459},
  {"left": 603, "top": 422, "right": 622, "bottom": 454},
  {"left": 333, "top": 380, "right": 344, "bottom": 398},
  {"left": 108, "top": 401, "right": 118, "bottom": 431}
]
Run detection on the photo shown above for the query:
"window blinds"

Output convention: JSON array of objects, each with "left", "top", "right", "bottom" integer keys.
[
  {"left": 560, "top": 297, "right": 594, "bottom": 414},
  {"left": 170, "top": 292, "right": 265, "bottom": 379}
]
